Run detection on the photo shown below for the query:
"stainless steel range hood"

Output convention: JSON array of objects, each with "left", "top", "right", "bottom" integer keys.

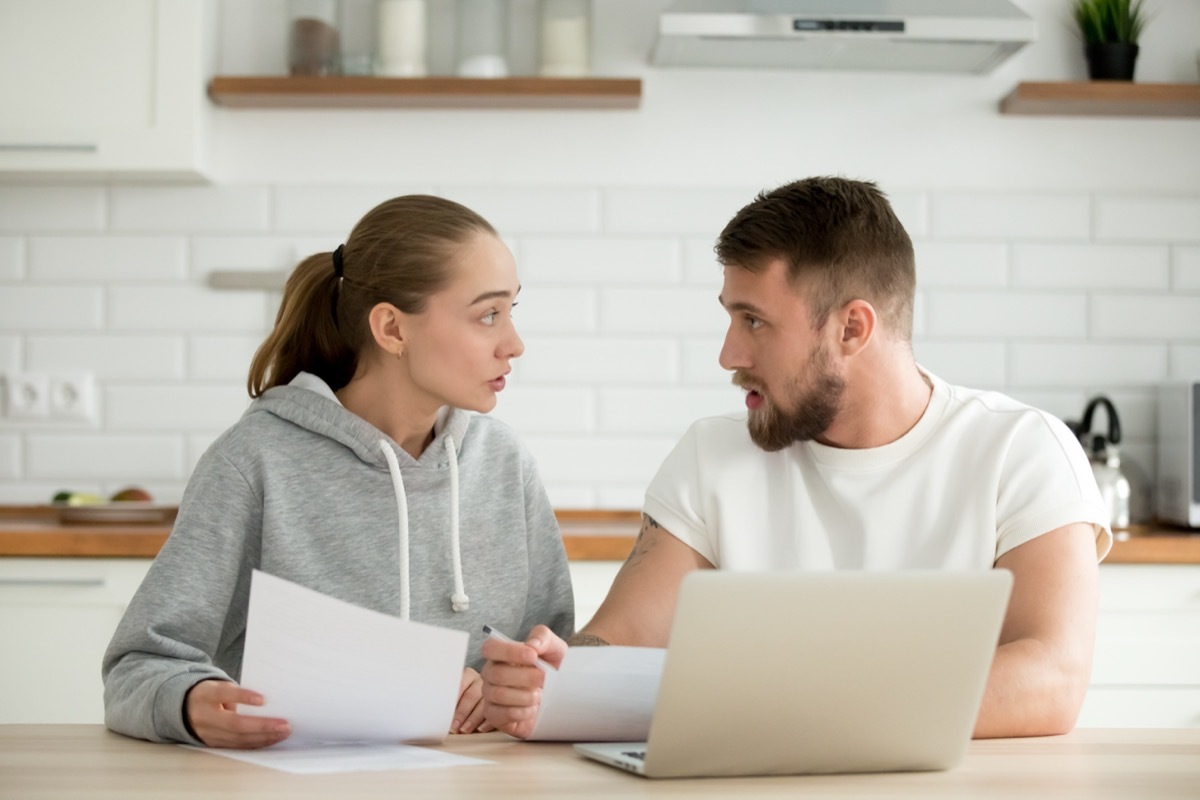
[{"left": 652, "top": 0, "right": 1037, "bottom": 74}]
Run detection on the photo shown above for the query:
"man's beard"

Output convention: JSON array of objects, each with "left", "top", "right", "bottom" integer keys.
[{"left": 734, "top": 343, "right": 846, "bottom": 452}]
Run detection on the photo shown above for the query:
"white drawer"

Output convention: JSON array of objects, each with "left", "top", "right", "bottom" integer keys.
[
  {"left": 1092, "top": 611, "right": 1200, "bottom": 685},
  {"left": 1077, "top": 687, "right": 1200, "bottom": 728},
  {"left": 1098, "top": 564, "right": 1200, "bottom": 611}
]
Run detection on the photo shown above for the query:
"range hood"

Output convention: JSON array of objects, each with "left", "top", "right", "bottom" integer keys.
[{"left": 652, "top": 0, "right": 1037, "bottom": 74}]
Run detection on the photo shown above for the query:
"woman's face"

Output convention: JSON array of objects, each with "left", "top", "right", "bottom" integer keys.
[{"left": 400, "top": 232, "right": 524, "bottom": 414}]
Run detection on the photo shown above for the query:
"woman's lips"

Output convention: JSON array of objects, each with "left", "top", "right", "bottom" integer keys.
[{"left": 489, "top": 376, "right": 507, "bottom": 392}]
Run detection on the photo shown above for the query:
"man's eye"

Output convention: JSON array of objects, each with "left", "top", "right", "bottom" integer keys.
[{"left": 746, "top": 315, "right": 763, "bottom": 329}]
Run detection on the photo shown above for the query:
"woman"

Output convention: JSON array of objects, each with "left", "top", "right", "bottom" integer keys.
[{"left": 102, "top": 195, "right": 574, "bottom": 748}]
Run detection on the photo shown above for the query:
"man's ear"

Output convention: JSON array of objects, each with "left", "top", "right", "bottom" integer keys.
[
  {"left": 367, "top": 302, "right": 407, "bottom": 358},
  {"left": 836, "top": 299, "right": 876, "bottom": 357}
]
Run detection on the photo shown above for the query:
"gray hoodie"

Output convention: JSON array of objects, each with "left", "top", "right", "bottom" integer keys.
[{"left": 102, "top": 374, "right": 574, "bottom": 744}]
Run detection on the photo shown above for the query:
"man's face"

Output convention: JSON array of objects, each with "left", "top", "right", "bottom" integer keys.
[{"left": 718, "top": 259, "right": 846, "bottom": 452}]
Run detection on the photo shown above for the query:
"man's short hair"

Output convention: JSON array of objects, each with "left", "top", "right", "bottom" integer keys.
[{"left": 715, "top": 177, "right": 916, "bottom": 340}]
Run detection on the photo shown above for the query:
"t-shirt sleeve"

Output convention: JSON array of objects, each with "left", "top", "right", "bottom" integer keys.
[
  {"left": 994, "top": 410, "right": 1113, "bottom": 562},
  {"left": 642, "top": 421, "right": 720, "bottom": 566}
]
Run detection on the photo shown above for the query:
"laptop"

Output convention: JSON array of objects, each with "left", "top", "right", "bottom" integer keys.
[{"left": 574, "top": 569, "right": 1012, "bottom": 779}]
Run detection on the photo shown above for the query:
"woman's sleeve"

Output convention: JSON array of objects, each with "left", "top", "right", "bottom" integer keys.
[
  {"left": 101, "top": 447, "right": 262, "bottom": 744},
  {"left": 517, "top": 457, "right": 575, "bottom": 641}
]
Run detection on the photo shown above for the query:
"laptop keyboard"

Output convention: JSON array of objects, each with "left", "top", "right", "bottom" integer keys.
[{"left": 621, "top": 751, "right": 647, "bottom": 761}]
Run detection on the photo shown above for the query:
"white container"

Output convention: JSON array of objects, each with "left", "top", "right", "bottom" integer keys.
[
  {"left": 377, "top": 0, "right": 427, "bottom": 76},
  {"left": 456, "top": 0, "right": 509, "bottom": 78},
  {"left": 540, "top": 0, "right": 589, "bottom": 77}
]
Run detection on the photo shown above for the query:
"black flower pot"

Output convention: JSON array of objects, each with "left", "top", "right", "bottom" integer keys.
[{"left": 1085, "top": 42, "right": 1139, "bottom": 81}]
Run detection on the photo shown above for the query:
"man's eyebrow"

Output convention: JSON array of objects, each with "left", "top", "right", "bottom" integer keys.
[
  {"left": 718, "top": 294, "right": 766, "bottom": 316},
  {"left": 469, "top": 286, "right": 521, "bottom": 305}
]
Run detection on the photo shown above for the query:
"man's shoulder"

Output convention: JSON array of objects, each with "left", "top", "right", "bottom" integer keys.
[
  {"left": 942, "top": 381, "right": 1056, "bottom": 425},
  {"left": 937, "top": 381, "right": 1078, "bottom": 452}
]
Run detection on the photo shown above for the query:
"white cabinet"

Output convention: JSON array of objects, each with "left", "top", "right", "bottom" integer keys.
[
  {"left": 568, "top": 560, "right": 621, "bottom": 627},
  {"left": 2, "top": 558, "right": 1196, "bottom": 727},
  {"left": 0, "top": 0, "right": 213, "bottom": 180},
  {"left": 1078, "top": 564, "right": 1200, "bottom": 728},
  {"left": 0, "top": 558, "right": 150, "bottom": 723}
]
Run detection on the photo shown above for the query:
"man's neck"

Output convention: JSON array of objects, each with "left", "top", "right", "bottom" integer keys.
[{"left": 817, "top": 352, "right": 933, "bottom": 450}]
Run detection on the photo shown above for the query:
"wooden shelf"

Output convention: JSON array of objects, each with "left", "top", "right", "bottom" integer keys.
[
  {"left": 207, "top": 75, "right": 642, "bottom": 110},
  {"left": 1000, "top": 81, "right": 1200, "bottom": 118}
]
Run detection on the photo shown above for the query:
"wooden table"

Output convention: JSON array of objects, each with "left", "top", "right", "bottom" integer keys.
[
  {"left": 2, "top": 506, "right": 1199, "bottom": 564},
  {"left": 1, "top": 726, "right": 1197, "bottom": 798}
]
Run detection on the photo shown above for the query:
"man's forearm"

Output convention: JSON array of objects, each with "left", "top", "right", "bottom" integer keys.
[
  {"left": 973, "top": 638, "right": 1090, "bottom": 738},
  {"left": 566, "top": 632, "right": 610, "bottom": 647}
]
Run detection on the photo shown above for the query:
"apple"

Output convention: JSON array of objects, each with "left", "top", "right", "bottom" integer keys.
[{"left": 110, "top": 487, "right": 153, "bottom": 502}]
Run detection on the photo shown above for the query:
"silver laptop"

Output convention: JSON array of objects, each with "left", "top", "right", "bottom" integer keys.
[{"left": 574, "top": 569, "right": 1012, "bottom": 779}]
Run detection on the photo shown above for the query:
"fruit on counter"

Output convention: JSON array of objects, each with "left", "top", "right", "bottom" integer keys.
[
  {"left": 51, "top": 490, "right": 105, "bottom": 506},
  {"left": 110, "top": 486, "right": 154, "bottom": 502}
]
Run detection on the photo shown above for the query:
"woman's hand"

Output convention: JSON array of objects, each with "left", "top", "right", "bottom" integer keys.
[
  {"left": 480, "top": 624, "right": 568, "bottom": 739},
  {"left": 184, "top": 679, "right": 291, "bottom": 749},
  {"left": 452, "top": 667, "right": 495, "bottom": 734}
]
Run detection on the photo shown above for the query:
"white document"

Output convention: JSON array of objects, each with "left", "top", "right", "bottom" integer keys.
[
  {"left": 191, "top": 743, "right": 491, "bottom": 775},
  {"left": 238, "top": 569, "right": 468, "bottom": 745},
  {"left": 526, "top": 646, "right": 666, "bottom": 742}
]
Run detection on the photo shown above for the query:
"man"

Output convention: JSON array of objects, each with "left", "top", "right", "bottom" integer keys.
[{"left": 482, "top": 177, "right": 1111, "bottom": 739}]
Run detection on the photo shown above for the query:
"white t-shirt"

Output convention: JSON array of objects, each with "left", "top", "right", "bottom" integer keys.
[{"left": 644, "top": 372, "right": 1112, "bottom": 570}]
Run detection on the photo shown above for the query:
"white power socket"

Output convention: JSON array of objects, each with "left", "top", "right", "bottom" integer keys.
[
  {"left": 3, "top": 372, "right": 96, "bottom": 423},
  {"left": 4, "top": 374, "right": 51, "bottom": 419}
]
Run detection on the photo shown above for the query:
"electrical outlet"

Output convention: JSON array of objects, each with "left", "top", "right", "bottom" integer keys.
[
  {"left": 3, "top": 373, "right": 51, "bottom": 419},
  {"left": 48, "top": 372, "right": 96, "bottom": 422},
  {"left": 3, "top": 372, "right": 96, "bottom": 423}
]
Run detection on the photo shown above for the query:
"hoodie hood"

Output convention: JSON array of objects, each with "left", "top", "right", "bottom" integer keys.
[
  {"left": 249, "top": 372, "right": 475, "bottom": 618},
  {"left": 249, "top": 373, "right": 472, "bottom": 472}
]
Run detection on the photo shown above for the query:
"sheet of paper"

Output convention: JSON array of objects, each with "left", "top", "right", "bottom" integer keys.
[
  {"left": 189, "top": 743, "right": 491, "bottom": 775},
  {"left": 526, "top": 646, "right": 666, "bottom": 742},
  {"left": 238, "top": 569, "right": 468, "bottom": 745}
]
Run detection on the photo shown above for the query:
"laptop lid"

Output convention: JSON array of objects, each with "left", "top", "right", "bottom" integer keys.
[{"left": 635, "top": 569, "right": 1012, "bottom": 779}]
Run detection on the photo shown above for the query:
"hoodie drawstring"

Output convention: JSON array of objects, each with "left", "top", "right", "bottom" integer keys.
[
  {"left": 445, "top": 436, "right": 470, "bottom": 613},
  {"left": 379, "top": 442, "right": 411, "bottom": 620},
  {"left": 378, "top": 436, "right": 469, "bottom": 620}
]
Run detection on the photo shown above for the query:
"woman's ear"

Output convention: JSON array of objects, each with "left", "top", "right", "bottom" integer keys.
[
  {"left": 367, "top": 302, "right": 407, "bottom": 358},
  {"left": 836, "top": 299, "right": 876, "bottom": 357}
]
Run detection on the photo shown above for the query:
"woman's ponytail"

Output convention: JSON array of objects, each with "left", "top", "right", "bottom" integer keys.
[{"left": 247, "top": 251, "right": 355, "bottom": 397}]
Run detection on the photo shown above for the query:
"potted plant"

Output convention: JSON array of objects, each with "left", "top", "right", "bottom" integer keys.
[{"left": 1072, "top": 0, "right": 1149, "bottom": 81}]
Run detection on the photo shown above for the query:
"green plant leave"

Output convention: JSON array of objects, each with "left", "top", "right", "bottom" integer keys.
[{"left": 1072, "top": 0, "right": 1149, "bottom": 44}]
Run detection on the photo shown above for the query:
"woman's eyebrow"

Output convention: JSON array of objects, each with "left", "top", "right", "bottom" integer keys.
[{"left": 469, "top": 286, "right": 521, "bottom": 305}]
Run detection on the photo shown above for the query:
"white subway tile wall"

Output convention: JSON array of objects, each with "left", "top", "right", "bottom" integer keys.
[
  {"left": 1176, "top": 248, "right": 1200, "bottom": 290},
  {"left": 0, "top": 184, "right": 1197, "bottom": 522},
  {"left": 0, "top": 337, "right": 19, "bottom": 373},
  {"left": 0, "top": 238, "right": 24, "bottom": 281},
  {"left": 1173, "top": 346, "right": 1200, "bottom": 379},
  {"left": 0, "top": 436, "right": 18, "bottom": 480}
]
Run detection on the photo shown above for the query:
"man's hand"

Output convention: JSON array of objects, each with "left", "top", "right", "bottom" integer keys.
[
  {"left": 452, "top": 667, "right": 495, "bottom": 734},
  {"left": 480, "top": 625, "right": 568, "bottom": 739},
  {"left": 184, "top": 679, "right": 290, "bottom": 749}
]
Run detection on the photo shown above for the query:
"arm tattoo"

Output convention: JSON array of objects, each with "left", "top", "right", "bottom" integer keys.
[
  {"left": 567, "top": 632, "right": 611, "bottom": 647},
  {"left": 624, "top": 514, "right": 663, "bottom": 568}
]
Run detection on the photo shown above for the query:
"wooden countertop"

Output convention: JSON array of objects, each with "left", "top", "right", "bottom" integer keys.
[{"left": 1, "top": 506, "right": 1197, "bottom": 564}]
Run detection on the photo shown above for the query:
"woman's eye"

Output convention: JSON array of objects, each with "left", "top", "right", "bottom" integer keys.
[{"left": 481, "top": 311, "right": 497, "bottom": 325}]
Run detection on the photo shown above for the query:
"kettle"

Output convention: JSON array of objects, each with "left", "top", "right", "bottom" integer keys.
[{"left": 1066, "top": 396, "right": 1131, "bottom": 529}]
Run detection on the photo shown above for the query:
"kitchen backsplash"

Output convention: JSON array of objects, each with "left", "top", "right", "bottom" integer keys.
[{"left": 1, "top": 181, "right": 1197, "bottom": 519}]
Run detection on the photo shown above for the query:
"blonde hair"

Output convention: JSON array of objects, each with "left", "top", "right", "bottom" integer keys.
[{"left": 248, "top": 195, "right": 496, "bottom": 397}]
